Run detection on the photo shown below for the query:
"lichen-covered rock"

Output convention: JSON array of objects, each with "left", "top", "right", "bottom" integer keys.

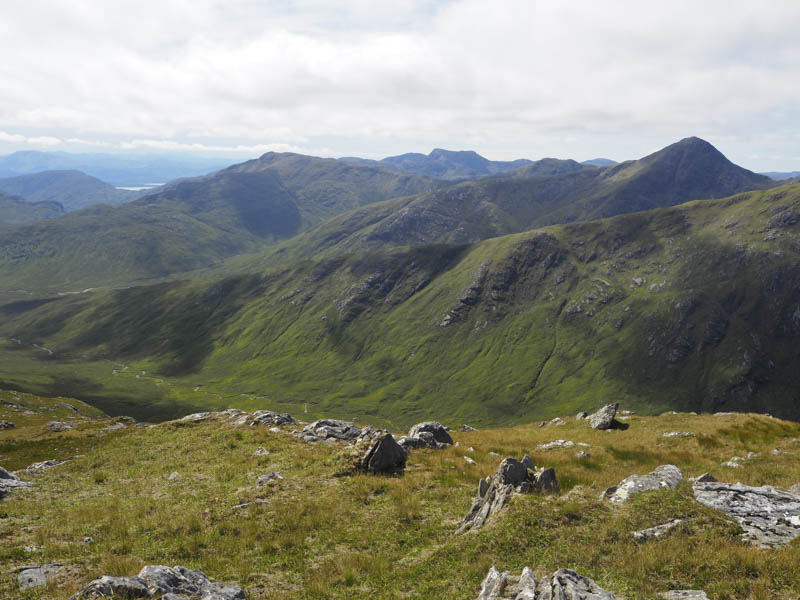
[
  {"left": 298, "top": 419, "right": 361, "bottom": 442},
  {"left": 475, "top": 567, "right": 615, "bottom": 599},
  {"left": 456, "top": 456, "right": 558, "bottom": 534},
  {"left": 603, "top": 465, "right": 682, "bottom": 505},
  {"left": 408, "top": 421, "right": 453, "bottom": 446},
  {"left": 70, "top": 565, "right": 246, "bottom": 599},
  {"left": 692, "top": 481, "right": 800, "bottom": 547},
  {"left": 588, "top": 403, "right": 618, "bottom": 429}
]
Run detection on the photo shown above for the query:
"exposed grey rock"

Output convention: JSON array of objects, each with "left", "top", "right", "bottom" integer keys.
[
  {"left": 358, "top": 432, "right": 407, "bottom": 473},
  {"left": 663, "top": 431, "right": 694, "bottom": 438},
  {"left": 408, "top": 421, "right": 453, "bottom": 445},
  {"left": 692, "top": 481, "right": 800, "bottom": 547},
  {"left": 475, "top": 567, "right": 616, "bottom": 599},
  {"left": 461, "top": 424, "right": 478, "bottom": 432},
  {"left": 488, "top": 451, "right": 499, "bottom": 457},
  {"left": 84, "top": 536, "right": 95, "bottom": 545},
  {"left": 536, "top": 440, "right": 590, "bottom": 451},
  {"left": 632, "top": 519, "right": 683, "bottom": 542},
  {"left": 0, "top": 466, "right": 32, "bottom": 498},
  {"left": 456, "top": 457, "right": 558, "bottom": 534},
  {"left": 660, "top": 592, "right": 709, "bottom": 599},
  {"left": 689, "top": 473, "right": 717, "bottom": 483},
  {"left": 70, "top": 565, "right": 246, "bottom": 599},
  {"left": 713, "top": 412, "right": 736, "bottom": 417},
  {"left": 69, "top": 575, "right": 151, "bottom": 598},
  {"left": 253, "top": 447, "right": 270, "bottom": 456},
  {"left": 298, "top": 419, "right": 361, "bottom": 442},
  {"left": 397, "top": 430, "right": 450, "bottom": 450},
  {"left": 21, "top": 457, "right": 75, "bottom": 474},
  {"left": 104, "top": 423, "right": 126, "bottom": 431},
  {"left": 17, "top": 564, "right": 62, "bottom": 589},
  {"left": 464, "top": 456, "right": 477, "bottom": 465},
  {"left": 244, "top": 410, "right": 296, "bottom": 427},
  {"left": 46, "top": 420, "right": 72, "bottom": 432},
  {"left": 232, "top": 499, "right": 269, "bottom": 510},
  {"left": 722, "top": 452, "right": 758, "bottom": 468},
  {"left": 790, "top": 483, "right": 800, "bottom": 494},
  {"left": 548, "top": 417, "right": 566, "bottom": 426},
  {"left": 180, "top": 412, "right": 215, "bottom": 423},
  {"left": 0, "top": 420, "right": 15, "bottom": 429},
  {"left": 603, "top": 465, "right": 683, "bottom": 505},
  {"left": 588, "top": 403, "right": 618, "bottom": 430},
  {"left": 257, "top": 472, "right": 284, "bottom": 486},
  {"left": 575, "top": 411, "right": 588, "bottom": 420},
  {"left": 168, "top": 471, "right": 181, "bottom": 481},
  {"left": 575, "top": 451, "right": 590, "bottom": 459}
]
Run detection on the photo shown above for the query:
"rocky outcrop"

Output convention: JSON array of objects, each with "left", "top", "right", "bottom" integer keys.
[
  {"left": 692, "top": 481, "right": 800, "bottom": 547},
  {"left": 69, "top": 565, "right": 245, "bottom": 599},
  {"left": 587, "top": 403, "right": 618, "bottom": 430},
  {"left": 298, "top": 419, "right": 361, "bottom": 442},
  {"left": 721, "top": 452, "right": 758, "bottom": 468},
  {"left": 233, "top": 409, "right": 295, "bottom": 427},
  {"left": 19, "top": 457, "right": 75, "bottom": 475},
  {"left": 602, "top": 465, "right": 682, "bottom": 504},
  {"left": 456, "top": 456, "right": 558, "bottom": 534},
  {"left": 476, "top": 567, "right": 616, "bottom": 599},
  {"left": 632, "top": 519, "right": 683, "bottom": 542},
  {"left": 46, "top": 421, "right": 72, "bottom": 432},
  {"left": 0, "top": 465, "right": 31, "bottom": 499},
  {"left": 408, "top": 421, "right": 453, "bottom": 445}
]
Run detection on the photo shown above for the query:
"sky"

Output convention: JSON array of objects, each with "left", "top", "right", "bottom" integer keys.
[{"left": 1, "top": 0, "right": 799, "bottom": 171}]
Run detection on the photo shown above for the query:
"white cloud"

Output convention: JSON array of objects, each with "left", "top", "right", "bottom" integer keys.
[
  {"left": 0, "top": 131, "right": 25, "bottom": 143},
  {"left": 0, "top": 0, "right": 798, "bottom": 169},
  {"left": 25, "top": 136, "right": 62, "bottom": 147}
]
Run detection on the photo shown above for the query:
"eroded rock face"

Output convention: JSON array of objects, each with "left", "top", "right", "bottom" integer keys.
[
  {"left": 298, "top": 419, "right": 361, "bottom": 442},
  {"left": 69, "top": 565, "right": 246, "bottom": 599},
  {"left": 602, "top": 465, "right": 682, "bottom": 505},
  {"left": 692, "top": 481, "right": 800, "bottom": 547},
  {"left": 588, "top": 403, "right": 618, "bottom": 430},
  {"left": 456, "top": 456, "right": 558, "bottom": 534},
  {"left": 408, "top": 421, "right": 453, "bottom": 446},
  {"left": 476, "top": 567, "right": 616, "bottom": 600}
]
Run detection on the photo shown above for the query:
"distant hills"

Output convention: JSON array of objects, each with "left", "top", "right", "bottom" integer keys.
[
  {"left": 0, "top": 191, "right": 63, "bottom": 228},
  {"left": 342, "top": 148, "right": 533, "bottom": 180},
  {"left": 0, "top": 154, "right": 441, "bottom": 291},
  {"left": 273, "top": 137, "right": 773, "bottom": 261},
  {"left": 0, "top": 170, "right": 146, "bottom": 211},
  {"left": 761, "top": 171, "right": 800, "bottom": 180},
  {"left": 582, "top": 158, "right": 618, "bottom": 167},
  {"left": 0, "top": 150, "right": 231, "bottom": 187}
]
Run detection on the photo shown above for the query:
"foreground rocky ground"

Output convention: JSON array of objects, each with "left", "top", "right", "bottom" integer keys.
[{"left": 1, "top": 390, "right": 800, "bottom": 599}]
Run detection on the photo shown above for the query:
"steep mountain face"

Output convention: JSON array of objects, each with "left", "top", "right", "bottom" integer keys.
[
  {"left": 0, "top": 191, "right": 63, "bottom": 228},
  {"left": 0, "top": 170, "right": 145, "bottom": 211},
  {"left": 276, "top": 137, "right": 773, "bottom": 261},
  {"left": 0, "top": 154, "right": 442, "bottom": 292},
  {"left": 3, "top": 183, "right": 799, "bottom": 424},
  {"left": 343, "top": 148, "right": 533, "bottom": 180}
]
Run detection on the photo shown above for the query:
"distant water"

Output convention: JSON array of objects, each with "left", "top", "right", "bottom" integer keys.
[{"left": 116, "top": 183, "right": 164, "bottom": 191}]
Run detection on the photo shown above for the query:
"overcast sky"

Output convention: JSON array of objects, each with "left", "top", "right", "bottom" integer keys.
[{"left": 1, "top": 0, "right": 799, "bottom": 170}]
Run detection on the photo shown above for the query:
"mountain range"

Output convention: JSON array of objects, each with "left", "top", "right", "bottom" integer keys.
[
  {"left": 0, "top": 136, "right": 798, "bottom": 425},
  {"left": 0, "top": 191, "right": 63, "bottom": 228}
]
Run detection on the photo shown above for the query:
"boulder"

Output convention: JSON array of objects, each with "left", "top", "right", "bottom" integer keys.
[
  {"left": 475, "top": 567, "right": 616, "bottom": 599},
  {"left": 602, "top": 465, "right": 682, "bottom": 505},
  {"left": 692, "top": 481, "right": 800, "bottom": 547},
  {"left": 0, "top": 466, "right": 32, "bottom": 499},
  {"left": 461, "top": 424, "right": 478, "bottom": 432},
  {"left": 0, "top": 420, "right": 15, "bottom": 429},
  {"left": 632, "top": 519, "right": 683, "bottom": 542},
  {"left": 456, "top": 456, "right": 558, "bottom": 534},
  {"left": 408, "top": 421, "right": 453, "bottom": 446},
  {"left": 70, "top": 565, "right": 245, "bottom": 599},
  {"left": 298, "top": 419, "right": 361, "bottom": 442},
  {"left": 46, "top": 421, "right": 72, "bottom": 432},
  {"left": 17, "top": 564, "right": 62, "bottom": 589},
  {"left": 588, "top": 403, "right": 618, "bottom": 430},
  {"left": 660, "top": 592, "right": 709, "bottom": 599},
  {"left": 359, "top": 432, "right": 407, "bottom": 474},
  {"left": 575, "top": 411, "right": 588, "bottom": 420},
  {"left": 397, "top": 430, "right": 450, "bottom": 450},
  {"left": 257, "top": 472, "right": 284, "bottom": 486},
  {"left": 536, "top": 440, "right": 590, "bottom": 451},
  {"left": 242, "top": 410, "right": 295, "bottom": 427},
  {"left": 689, "top": 473, "right": 716, "bottom": 483}
]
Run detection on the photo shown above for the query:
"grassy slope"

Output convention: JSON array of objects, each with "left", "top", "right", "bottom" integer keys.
[
  {"left": 1, "top": 391, "right": 799, "bottom": 599},
  {"left": 0, "top": 192, "right": 63, "bottom": 229},
  {"left": 1, "top": 184, "right": 799, "bottom": 425}
]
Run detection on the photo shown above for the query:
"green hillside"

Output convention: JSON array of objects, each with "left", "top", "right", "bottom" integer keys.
[
  {"left": 1, "top": 183, "right": 798, "bottom": 425},
  {"left": 0, "top": 170, "right": 145, "bottom": 211},
  {"left": 0, "top": 191, "right": 63, "bottom": 228},
  {"left": 0, "top": 155, "right": 441, "bottom": 293}
]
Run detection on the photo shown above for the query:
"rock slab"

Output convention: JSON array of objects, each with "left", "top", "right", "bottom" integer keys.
[
  {"left": 588, "top": 403, "right": 618, "bottom": 430},
  {"left": 692, "top": 481, "right": 800, "bottom": 547},
  {"left": 632, "top": 519, "right": 683, "bottom": 542},
  {"left": 298, "top": 419, "right": 361, "bottom": 442},
  {"left": 603, "top": 465, "right": 682, "bottom": 505},
  {"left": 17, "top": 564, "right": 62, "bottom": 589},
  {"left": 70, "top": 565, "right": 245, "bottom": 599}
]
